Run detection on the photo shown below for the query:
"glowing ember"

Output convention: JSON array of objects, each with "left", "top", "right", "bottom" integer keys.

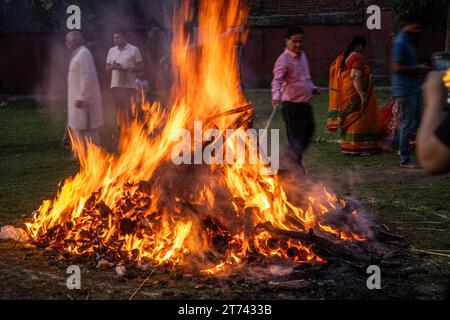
[
  {"left": 25, "top": 0, "right": 373, "bottom": 275},
  {"left": 444, "top": 68, "right": 450, "bottom": 88}
]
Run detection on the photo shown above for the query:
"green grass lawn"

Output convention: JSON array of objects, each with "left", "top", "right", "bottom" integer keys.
[
  {"left": 0, "top": 91, "right": 449, "bottom": 299},
  {"left": 0, "top": 103, "right": 77, "bottom": 225}
]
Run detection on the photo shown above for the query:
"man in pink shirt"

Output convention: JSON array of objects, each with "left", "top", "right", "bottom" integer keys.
[{"left": 272, "top": 27, "right": 321, "bottom": 173}]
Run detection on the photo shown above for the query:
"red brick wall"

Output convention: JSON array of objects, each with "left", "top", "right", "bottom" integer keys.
[
  {"left": 0, "top": 1, "right": 444, "bottom": 93},
  {"left": 250, "top": 0, "right": 358, "bottom": 15},
  {"left": 0, "top": 32, "right": 148, "bottom": 95},
  {"left": 249, "top": 0, "right": 393, "bottom": 15},
  {"left": 241, "top": 11, "right": 446, "bottom": 88}
]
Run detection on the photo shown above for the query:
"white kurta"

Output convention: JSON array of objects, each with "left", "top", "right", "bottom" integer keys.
[{"left": 68, "top": 46, "right": 103, "bottom": 130}]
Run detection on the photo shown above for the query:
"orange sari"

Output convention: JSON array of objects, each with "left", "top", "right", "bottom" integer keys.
[{"left": 328, "top": 52, "right": 381, "bottom": 154}]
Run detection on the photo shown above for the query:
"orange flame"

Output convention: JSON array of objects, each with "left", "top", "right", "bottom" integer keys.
[
  {"left": 25, "top": 0, "right": 369, "bottom": 274},
  {"left": 444, "top": 68, "right": 450, "bottom": 88}
]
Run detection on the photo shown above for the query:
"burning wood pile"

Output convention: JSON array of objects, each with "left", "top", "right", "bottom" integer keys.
[
  {"left": 25, "top": 154, "right": 376, "bottom": 273},
  {"left": 8, "top": 0, "right": 408, "bottom": 277}
]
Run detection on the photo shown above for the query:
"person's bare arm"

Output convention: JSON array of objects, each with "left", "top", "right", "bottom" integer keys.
[
  {"left": 106, "top": 61, "right": 122, "bottom": 72},
  {"left": 351, "top": 69, "right": 368, "bottom": 104},
  {"left": 417, "top": 71, "right": 450, "bottom": 174}
]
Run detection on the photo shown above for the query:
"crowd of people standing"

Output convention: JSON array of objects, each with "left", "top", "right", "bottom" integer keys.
[
  {"left": 271, "top": 14, "right": 449, "bottom": 173},
  {"left": 65, "top": 29, "right": 146, "bottom": 160},
  {"left": 63, "top": 15, "right": 449, "bottom": 173}
]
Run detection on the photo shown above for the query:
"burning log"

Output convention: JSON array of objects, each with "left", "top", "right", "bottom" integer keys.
[
  {"left": 95, "top": 202, "right": 111, "bottom": 218},
  {"left": 203, "top": 104, "right": 253, "bottom": 128},
  {"left": 199, "top": 103, "right": 254, "bottom": 155},
  {"left": 286, "top": 247, "right": 299, "bottom": 258},
  {"left": 212, "top": 235, "right": 229, "bottom": 254},
  {"left": 119, "top": 219, "right": 137, "bottom": 235},
  {"left": 279, "top": 239, "right": 289, "bottom": 250},
  {"left": 243, "top": 207, "right": 256, "bottom": 252},
  {"left": 266, "top": 238, "right": 279, "bottom": 250},
  {"left": 256, "top": 222, "right": 376, "bottom": 264}
]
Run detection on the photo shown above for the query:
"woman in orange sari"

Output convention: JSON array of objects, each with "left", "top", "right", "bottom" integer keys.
[{"left": 328, "top": 36, "right": 381, "bottom": 154}]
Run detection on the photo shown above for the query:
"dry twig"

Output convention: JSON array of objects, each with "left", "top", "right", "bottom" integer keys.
[
  {"left": 129, "top": 270, "right": 156, "bottom": 300},
  {"left": 412, "top": 248, "right": 450, "bottom": 258}
]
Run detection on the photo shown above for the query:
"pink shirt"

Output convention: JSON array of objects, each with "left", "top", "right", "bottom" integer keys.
[{"left": 271, "top": 49, "right": 316, "bottom": 103}]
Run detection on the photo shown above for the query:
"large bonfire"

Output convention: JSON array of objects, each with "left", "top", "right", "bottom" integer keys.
[{"left": 24, "top": 0, "right": 374, "bottom": 275}]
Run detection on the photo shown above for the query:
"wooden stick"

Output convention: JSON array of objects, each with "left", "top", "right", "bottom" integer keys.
[
  {"left": 129, "top": 270, "right": 155, "bottom": 300},
  {"left": 203, "top": 104, "right": 253, "bottom": 127},
  {"left": 429, "top": 260, "right": 441, "bottom": 267},
  {"left": 264, "top": 108, "right": 278, "bottom": 131},
  {"left": 412, "top": 248, "right": 450, "bottom": 258},
  {"left": 12, "top": 232, "right": 24, "bottom": 249},
  {"left": 382, "top": 247, "right": 411, "bottom": 260},
  {"left": 397, "top": 227, "right": 447, "bottom": 232},
  {"left": 432, "top": 213, "right": 449, "bottom": 221},
  {"left": 372, "top": 226, "right": 404, "bottom": 240},
  {"left": 383, "top": 267, "right": 428, "bottom": 278},
  {"left": 414, "top": 228, "right": 447, "bottom": 231},
  {"left": 392, "top": 221, "right": 442, "bottom": 225}
]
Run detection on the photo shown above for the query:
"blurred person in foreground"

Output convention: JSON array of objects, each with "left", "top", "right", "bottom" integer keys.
[
  {"left": 271, "top": 27, "right": 321, "bottom": 174},
  {"left": 417, "top": 70, "right": 450, "bottom": 174},
  {"left": 391, "top": 15, "right": 432, "bottom": 169},
  {"left": 328, "top": 36, "right": 381, "bottom": 155},
  {"left": 65, "top": 31, "right": 103, "bottom": 160}
]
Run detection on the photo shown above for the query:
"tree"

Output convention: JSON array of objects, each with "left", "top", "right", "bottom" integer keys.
[{"left": 392, "top": 0, "right": 447, "bottom": 32}]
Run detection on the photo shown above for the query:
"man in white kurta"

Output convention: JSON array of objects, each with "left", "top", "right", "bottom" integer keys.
[{"left": 66, "top": 31, "right": 103, "bottom": 159}]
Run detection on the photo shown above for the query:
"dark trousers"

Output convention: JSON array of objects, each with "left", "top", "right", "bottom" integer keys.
[
  {"left": 111, "top": 87, "right": 136, "bottom": 124},
  {"left": 281, "top": 101, "right": 315, "bottom": 162},
  {"left": 397, "top": 94, "right": 422, "bottom": 164}
]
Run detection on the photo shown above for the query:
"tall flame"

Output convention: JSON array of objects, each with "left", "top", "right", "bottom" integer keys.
[{"left": 25, "top": 0, "right": 370, "bottom": 274}]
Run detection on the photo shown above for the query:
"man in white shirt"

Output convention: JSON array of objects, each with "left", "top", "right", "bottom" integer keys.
[
  {"left": 106, "top": 30, "right": 144, "bottom": 123},
  {"left": 65, "top": 31, "right": 103, "bottom": 160}
]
